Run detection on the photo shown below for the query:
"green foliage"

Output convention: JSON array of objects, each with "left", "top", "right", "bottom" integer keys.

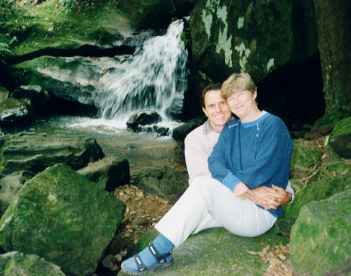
[
  {"left": 58, "top": 0, "right": 77, "bottom": 11},
  {"left": 0, "top": 35, "right": 17, "bottom": 61},
  {"left": 58, "top": 0, "right": 97, "bottom": 12},
  {"left": 0, "top": 1, "right": 36, "bottom": 58},
  {"left": 179, "top": 27, "right": 191, "bottom": 46}
]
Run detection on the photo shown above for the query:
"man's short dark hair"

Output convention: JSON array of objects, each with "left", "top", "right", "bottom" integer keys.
[{"left": 201, "top": 83, "right": 222, "bottom": 108}]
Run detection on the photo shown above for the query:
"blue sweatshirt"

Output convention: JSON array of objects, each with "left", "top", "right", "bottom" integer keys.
[{"left": 208, "top": 112, "right": 293, "bottom": 217}]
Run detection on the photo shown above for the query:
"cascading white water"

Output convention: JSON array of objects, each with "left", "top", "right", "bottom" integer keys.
[{"left": 95, "top": 19, "right": 188, "bottom": 125}]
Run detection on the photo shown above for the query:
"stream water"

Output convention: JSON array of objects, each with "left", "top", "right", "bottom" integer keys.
[
  {"left": 27, "top": 116, "right": 186, "bottom": 181},
  {"left": 24, "top": 20, "right": 189, "bottom": 180}
]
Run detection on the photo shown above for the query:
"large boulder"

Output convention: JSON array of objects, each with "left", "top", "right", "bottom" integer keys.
[
  {"left": 12, "top": 56, "right": 100, "bottom": 117},
  {"left": 0, "top": 133, "right": 105, "bottom": 177},
  {"left": 78, "top": 156, "right": 130, "bottom": 192},
  {"left": 328, "top": 117, "right": 351, "bottom": 158},
  {"left": 120, "top": 226, "right": 292, "bottom": 275},
  {"left": 290, "top": 190, "right": 351, "bottom": 275},
  {"left": 189, "top": 0, "right": 318, "bottom": 84},
  {"left": 0, "top": 163, "right": 125, "bottom": 276},
  {"left": 0, "top": 251, "right": 66, "bottom": 276},
  {"left": 134, "top": 166, "right": 188, "bottom": 204}
]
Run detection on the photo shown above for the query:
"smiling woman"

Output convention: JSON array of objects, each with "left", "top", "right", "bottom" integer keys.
[{"left": 222, "top": 73, "right": 260, "bottom": 123}]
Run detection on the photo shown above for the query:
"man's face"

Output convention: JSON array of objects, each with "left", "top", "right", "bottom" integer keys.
[{"left": 202, "top": 89, "right": 232, "bottom": 132}]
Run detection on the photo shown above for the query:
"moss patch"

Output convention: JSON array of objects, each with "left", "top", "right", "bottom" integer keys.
[
  {"left": 290, "top": 190, "right": 351, "bottom": 275},
  {"left": 284, "top": 174, "right": 351, "bottom": 218},
  {"left": 7, "top": 0, "right": 130, "bottom": 56},
  {"left": 314, "top": 108, "right": 351, "bottom": 127}
]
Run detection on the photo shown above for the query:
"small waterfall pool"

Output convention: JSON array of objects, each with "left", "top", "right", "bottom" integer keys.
[{"left": 25, "top": 20, "right": 189, "bottom": 178}]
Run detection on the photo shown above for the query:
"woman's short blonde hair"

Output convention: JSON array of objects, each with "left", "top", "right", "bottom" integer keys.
[{"left": 221, "top": 73, "right": 257, "bottom": 99}]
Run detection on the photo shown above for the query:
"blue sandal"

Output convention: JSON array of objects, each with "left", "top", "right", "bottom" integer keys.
[{"left": 121, "top": 242, "right": 174, "bottom": 275}]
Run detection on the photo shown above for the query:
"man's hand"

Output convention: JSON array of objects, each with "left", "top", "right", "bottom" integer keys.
[
  {"left": 233, "top": 182, "right": 255, "bottom": 200},
  {"left": 250, "top": 185, "right": 291, "bottom": 210}
]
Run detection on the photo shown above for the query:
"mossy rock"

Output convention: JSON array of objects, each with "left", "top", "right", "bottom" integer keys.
[
  {"left": 0, "top": 163, "right": 125, "bottom": 276},
  {"left": 119, "top": 226, "right": 289, "bottom": 275},
  {"left": 327, "top": 162, "right": 351, "bottom": 176},
  {"left": 313, "top": 107, "right": 351, "bottom": 128},
  {"left": 324, "top": 144, "right": 342, "bottom": 165},
  {"left": 289, "top": 140, "right": 323, "bottom": 178},
  {"left": 9, "top": 0, "right": 133, "bottom": 56},
  {"left": 278, "top": 173, "right": 351, "bottom": 233},
  {"left": 290, "top": 190, "right": 351, "bottom": 275},
  {"left": 0, "top": 251, "right": 65, "bottom": 276},
  {"left": 328, "top": 117, "right": 351, "bottom": 158}
]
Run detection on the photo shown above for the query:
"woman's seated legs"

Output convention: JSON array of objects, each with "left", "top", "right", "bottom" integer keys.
[
  {"left": 121, "top": 176, "right": 276, "bottom": 274},
  {"left": 156, "top": 176, "right": 277, "bottom": 247}
]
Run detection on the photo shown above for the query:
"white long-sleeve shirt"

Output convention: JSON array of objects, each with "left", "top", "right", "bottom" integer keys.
[{"left": 184, "top": 120, "right": 220, "bottom": 185}]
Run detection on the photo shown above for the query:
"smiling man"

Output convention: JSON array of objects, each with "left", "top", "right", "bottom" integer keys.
[{"left": 184, "top": 83, "right": 294, "bottom": 210}]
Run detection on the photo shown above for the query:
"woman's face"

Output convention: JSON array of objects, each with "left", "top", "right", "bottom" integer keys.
[{"left": 227, "top": 90, "right": 257, "bottom": 122}]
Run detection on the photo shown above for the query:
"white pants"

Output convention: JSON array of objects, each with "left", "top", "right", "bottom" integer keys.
[{"left": 155, "top": 176, "right": 277, "bottom": 248}]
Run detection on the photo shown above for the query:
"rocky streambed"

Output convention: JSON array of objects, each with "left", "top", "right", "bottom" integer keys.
[{"left": 1, "top": 116, "right": 351, "bottom": 276}]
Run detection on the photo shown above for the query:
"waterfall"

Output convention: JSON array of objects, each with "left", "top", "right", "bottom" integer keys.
[{"left": 95, "top": 19, "right": 188, "bottom": 124}]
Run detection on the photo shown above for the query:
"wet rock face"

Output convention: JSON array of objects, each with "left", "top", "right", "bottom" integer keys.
[
  {"left": 0, "top": 163, "right": 125, "bottom": 276},
  {"left": 165, "top": 97, "right": 184, "bottom": 121}
]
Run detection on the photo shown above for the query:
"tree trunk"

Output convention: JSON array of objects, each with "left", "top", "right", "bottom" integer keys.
[{"left": 314, "top": 0, "right": 351, "bottom": 113}]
